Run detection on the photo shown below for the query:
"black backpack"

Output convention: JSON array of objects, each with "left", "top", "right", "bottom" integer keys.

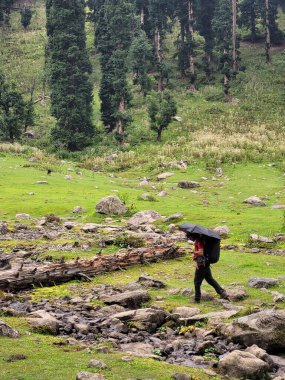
[{"left": 204, "top": 238, "right": 220, "bottom": 264}]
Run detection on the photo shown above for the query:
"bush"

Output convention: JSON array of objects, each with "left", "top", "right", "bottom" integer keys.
[{"left": 114, "top": 233, "right": 145, "bottom": 248}]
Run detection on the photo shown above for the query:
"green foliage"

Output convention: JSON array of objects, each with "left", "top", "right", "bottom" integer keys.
[
  {"left": 20, "top": 7, "right": 32, "bottom": 30},
  {"left": 46, "top": 0, "right": 94, "bottom": 151},
  {"left": 147, "top": 90, "right": 177, "bottom": 141},
  {"left": 114, "top": 233, "right": 145, "bottom": 248}
]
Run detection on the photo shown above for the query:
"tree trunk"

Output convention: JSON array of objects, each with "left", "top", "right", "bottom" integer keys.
[
  {"left": 154, "top": 27, "right": 163, "bottom": 91},
  {"left": 115, "top": 97, "right": 125, "bottom": 137},
  {"left": 223, "top": 48, "right": 230, "bottom": 96},
  {"left": 0, "top": 245, "right": 185, "bottom": 291},
  {"left": 140, "top": 7, "right": 144, "bottom": 26},
  {"left": 188, "top": 0, "right": 196, "bottom": 91},
  {"left": 157, "top": 127, "right": 162, "bottom": 142},
  {"left": 265, "top": 0, "right": 271, "bottom": 64},
  {"left": 232, "top": 0, "right": 238, "bottom": 73}
]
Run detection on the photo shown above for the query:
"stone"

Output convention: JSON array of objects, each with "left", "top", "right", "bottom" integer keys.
[
  {"left": 0, "top": 319, "right": 20, "bottom": 338},
  {"left": 64, "top": 175, "right": 73, "bottom": 180},
  {"left": 215, "top": 167, "right": 223, "bottom": 177},
  {"left": 16, "top": 213, "right": 30, "bottom": 219},
  {"left": 272, "top": 205, "right": 285, "bottom": 209},
  {"left": 120, "top": 342, "right": 158, "bottom": 358},
  {"left": 243, "top": 196, "right": 266, "bottom": 206},
  {"left": 127, "top": 211, "right": 162, "bottom": 227},
  {"left": 0, "top": 222, "right": 8, "bottom": 234},
  {"left": 219, "top": 309, "right": 285, "bottom": 350},
  {"left": 226, "top": 286, "right": 248, "bottom": 301},
  {"left": 163, "top": 213, "right": 183, "bottom": 222},
  {"left": 96, "top": 196, "right": 128, "bottom": 215},
  {"left": 181, "top": 310, "right": 239, "bottom": 325},
  {"left": 248, "top": 277, "right": 279, "bottom": 288},
  {"left": 171, "top": 307, "right": 200, "bottom": 319},
  {"left": 138, "top": 274, "right": 166, "bottom": 288},
  {"left": 157, "top": 191, "right": 168, "bottom": 197},
  {"left": 28, "top": 310, "right": 60, "bottom": 335},
  {"left": 271, "top": 291, "right": 285, "bottom": 302},
  {"left": 139, "top": 193, "right": 156, "bottom": 201},
  {"left": 218, "top": 350, "right": 269, "bottom": 379},
  {"left": 102, "top": 290, "right": 151, "bottom": 309},
  {"left": 172, "top": 116, "right": 183, "bottom": 122},
  {"left": 72, "top": 206, "right": 86, "bottom": 213},
  {"left": 34, "top": 181, "right": 48, "bottom": 185},
  {"left": 245, "top": 345, "right": 275, "bottom": 370},
  {"left": 249, "top": 234, "right": 274, "bottom": 243},
  {"left": 76, "top": 372, "right": 105, "bottom": 380},
  {"left": 111, "top": 308, "right": 166, "bottom": 333},
  {"left": 172, "top": 373, "right": 192, "bottom": 380},
  {"left": 88, "top": 359, "right": 107, "bottom": 369},
  {"left": 64, "top": 222, "right": 78, "bottom": 230},
  {"left": 157, "top": 172, "right": 174, "bottom": 181},
  {"left": 139, "top": 180, "right": 150, "bottom": 186},
  {"left": 178, "top": 181, "right": 200, "bottom": 189},
  {"left": 213, "top": 225, "right": 230, "bottom": 238},
  {"left": 82, "top": 223, "right": 98, "bottom": 233}
]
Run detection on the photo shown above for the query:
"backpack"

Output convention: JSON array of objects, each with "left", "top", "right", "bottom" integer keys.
[{"left": 204, "top": 239, "right": 220, "bottom": 264}]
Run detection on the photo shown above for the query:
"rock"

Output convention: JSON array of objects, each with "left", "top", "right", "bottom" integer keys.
[
  {"left": 157, "top": 191, "right": 168, "bottom": 197},
  {"left": 245, "top": 345, "right": 275, "bottom": 370},
  {"left": 178, "top": 181, "right": 200, "bottom": 189},
  {"left": 139, "top": 180, "right": 150, "bottom": 186},
  {"left": 171, "top": 307, "right": 200, "bottom": 319},
  {"left": 249, "top": 234, "right": 274, "bottom": 243},
  {"left": 72, "top": 206, "right": 86, "bottom": 213},
  {"left": 139, "top": 193, "right": 156, "bottom": 201},
  {"left": 16, "top": 213, "right": 30, "bottom": 219},
  {"left": 82, "top": 223, "right": 98, "bottom": 233},
  {"left": 272, "top": 205, "right": 285, "bottom": 209},
  {"left": 157, "top": 172, "right": 174, "bottom": 181},
  {"left": 248, "top": 277, "right": 279, "bottom": 288},
  {"left": 213, "top": 225, "right": 229, "bottom": 238},
  {"left": 215, "top": 167, "right": 223, "bottom": 177},
  {"left": 271, "top": 291, "right": 285, "bottom": 302},
  {"left": 138, "top": 274, "right": 166, "bottom": 288},
  {"left": 64, "top": 175, "right": 73, "bottom": 180},
  {"left": 28, "top": 156, "right": 39, "bottom": 162},
  {"left": 127, "top": 211, "right": 162, "bottom": 227},
  {"left": 76, "top": 372, "right": 105, "bottom": 380},
  {"left": 0, "top": 319, "right": 20, "bottom": 338},
  {"left": 3, "top": 354, "right": 27, "bottom": 362},
  {"left": 172, "top": 373, "right": 192, "bottom": 380},
  {"left": 64, "top": 221, "right": 78, "bottom": 230},
  {"left": 164, "top": 213, "right": 183, "bottom": 222},
  {"left": 243, "top": 196, "right": 266, "bottom": 206},
  {"left": 96, "top": 196, "right": 128, "bottom": 215},
  {"left": 226, "top": 286, "right": 248, "bottom": 301},
  {"left": 0, "top": 222, "right": 8, "bottom": 234},
  {"left": 28, "top": 310, "right": 60, "bottom": 335},
  {"left": 34, "top": 181, "right": 48, "bottom": 185},
  {"left": 181, "top": 310, "right": 239, "bottom": 325},
  {"left": 172, "top": 116, "right": 183, "bottom": 122},
  {"left": 219, "top": 309, "right": 285, "bottom": 350},
  {"left": 98, "top": 305, "right": 126, "bottom": 317},
  {"left": 88, "top": 359, "right": 107, "bottom": 369},
  {"left": 0, "top": 255, "right": 11, "bottom": 270},
  {"left": 218, "top": 350, "right": 269, "bottom": 379},
  {"left": 120, "top": 342, "right": 158, "bottom": 359},
  {"left": 275, "top": 233, "right": 285, "bottom": 242},
  {"left": 111, "top": 308, "right": 166, "bottom": 333},
  {"left": 102, "top": 290, "right": 151, "bottom": 309}
]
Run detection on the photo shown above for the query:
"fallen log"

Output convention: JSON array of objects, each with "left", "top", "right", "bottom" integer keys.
[{"left": 0, "top": 245, "right": 185, "bottom": 291}]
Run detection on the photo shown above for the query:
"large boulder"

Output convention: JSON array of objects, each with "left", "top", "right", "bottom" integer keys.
[
  {"left": 219, "top": 309, "right": 285, "bottom": 351},
  {"left": 248, "top": 277, "right": 279, "bottom": 289},
  {"left": 218, "top": 350, "right": 269, "bottom": 380},
  {"left": 0, "top": 319, "right": 20, "bottom": 338},
  {"left": 96, "top": 196, "right": 128, "bottom": 215},
  {"left": 127, "top": 210, "right": 162, "bottom": 227},
  {"left": 102, "top": 290, "right": 150, "bottom": 309},
  {"left": 28, "top": 310, "right": 60, "bottom": 335}
]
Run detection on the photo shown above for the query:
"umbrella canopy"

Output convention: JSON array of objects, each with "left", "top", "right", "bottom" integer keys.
[{"left": 179, "top": 223, "right": 221, "bottom": 240}]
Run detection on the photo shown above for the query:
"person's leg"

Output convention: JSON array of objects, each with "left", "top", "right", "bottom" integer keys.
[
  {"left": 194, "top": 267, "right": 205, "bottom": 302},
  {"left": 204, "top": 266, "right": 224, "bottom": 295}
]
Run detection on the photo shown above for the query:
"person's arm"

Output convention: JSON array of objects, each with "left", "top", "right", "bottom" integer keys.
[{"left": 194, "top": 241, "right": 204, "bottom": 257}]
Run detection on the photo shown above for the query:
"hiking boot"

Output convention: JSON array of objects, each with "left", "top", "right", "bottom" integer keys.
[{"left": 220, "top": 291, "right": 230, "bottom": 301}]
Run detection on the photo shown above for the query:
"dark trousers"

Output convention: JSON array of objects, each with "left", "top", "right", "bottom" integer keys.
[{"left": 194, "top": 265, "right": 224, "bottom": 301}]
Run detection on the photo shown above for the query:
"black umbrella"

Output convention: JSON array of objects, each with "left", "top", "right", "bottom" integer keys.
[{"left": 179, "top": 223, "right": 221, "bottom": 240}]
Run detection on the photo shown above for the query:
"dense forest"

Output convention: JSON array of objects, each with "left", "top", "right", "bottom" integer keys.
[{"left": 1, "top": 0, "right": 285, "bottom": 161}]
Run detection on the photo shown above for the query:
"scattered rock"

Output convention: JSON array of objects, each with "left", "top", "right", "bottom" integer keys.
[
  {"left": 171, "top": 307, "right": 200, "bottom": 319},
  {"left": 243, "top": 196, "right": 266, "bottom": 206},
  {"left": 157, "top": 191, "right": 168, "bottom": 197},
  {"left": 4, "top": 354, "right": 27, "bottom": 362},
  {"left": 64, "top": 222, "right": 78, "bottom": 230},
  {"left": 64, "top": 175, "right": 73, "bottom": 180},
  {"left": 102, "top": 290, "right": 151, "bottom": 309},
  {"left": 0, "top": 222, "right": 8, "bottom": 235},
  {"left": 138, "top": 274, "right": 166, "bottom": 288},
  {"left": 139, "top": 193, "right": 156, "bottom": 201},
  {"left": 271, "top": 291, "right": 285, "bottom": 302},
  {"left": 272, "top": 205, "right": 285, "bottom": 209},
  {"left": 0, "top": 319, "right": 20, "bottom": 338},
  {"left": 72, "top": 206, "right": 86, "bottom": 213},
  {"left": 127, "top": 211, "right": 162, "bottom": 227},
  {"left": 163, "top": 213, "right": 183, "bottom": 222},
  {"left": 120, "top": 342, "right": 158, "bottom": 359},
  {"left": 16, "top": 213, "right": 30, "bottom": 219},
  {"left": 88, "top": 359, "right": 107, "bottom": 369},
  {"left": 225, "top": 286, "right": 248, "bottom": 301},
  {"left": 249, "top": 234, "right": 274, "bottom": 243},
  {"left": 247, "top": 277, "right": 279, "bottom": 288},
  {"left": 76, "top": 372, "right": 105, "bottom": 380},
  {"left": 178, "top": 181, "right": 200, "bottom": 189},
  {"left": 172, "top": 116, "right": 183, "bottom": 122},
  {"left": 28, "top": 310, "right": 60, "bottom": 335},
  {"left": 157, "top": 172, "right": 174, "bottom": 181},
  {"left": 172, "top": 373, "right": 192, "bottom": 380},
  {"left": 218, "top": 350, "right": 269, "bottom": 380},
  {"left": 34, "top": 181, "right": 48, "bottom": 185},
  {"left": 215, "top": 168, "right": 223, "bottom": 177},
  {"left": 82, "top": 223, "right": 98, "bottom": 233},
  {"left": 96, "top": 196, "right": 128, "bottom": 215},
  {"left": 245, "top": 344, "right": 275, "bottom": 370},
  {"left": 213, "top": 225, "right": 230, "bottom": 238}
]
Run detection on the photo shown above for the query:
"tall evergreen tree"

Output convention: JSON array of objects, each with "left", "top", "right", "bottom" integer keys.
[
  {"left": 46, "top": 0, "right": 94, "bottom": 151},
  {"left": 95, "top": 0, "right": 134, "bottom": 138},
  {"left": 0, "top": 0, "right": 13, "bottom": 26},
  {"left": 239, "top": 0, "right": 261, "bottom": 42},
  {"left": 20, "top": 7, "right": 33, "bottom": 30}
]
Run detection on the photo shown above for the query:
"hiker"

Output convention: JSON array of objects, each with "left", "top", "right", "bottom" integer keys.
[{"left": 188, "top": 233, "right": 229, "bottom": 303}]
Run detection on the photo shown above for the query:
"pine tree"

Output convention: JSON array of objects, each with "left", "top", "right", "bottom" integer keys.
[
  {"left": 20, "top": 7, "right": 33, "bottom": 30},
  {"left": 0, "top": 0, "right": 13, "bottom": 26},
  {"left": 46, "top": 0, "right": 94, "bottom": 151},
  {"left": 95, "top": 0, "right": 134, "bottom": 139},
  {"left": 239, "top": 0, "right": 261, "bottom": 42}
]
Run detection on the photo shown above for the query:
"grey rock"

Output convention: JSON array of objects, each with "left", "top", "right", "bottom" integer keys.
[
  {"left": 120, "top": 342, "right": 159, "bottom": 358},
  {"left": 180, "top": 310, "right": 239, "bottom": 325},
  {"left": 16, "top": 213, "right": 30, "bottom": 219},
  {"left": 127, "top": 211, "right": 162, "bottom": 227},
  {"left": 157, "top": 191, "right": 168, "bottom": 197},
  {"left": 157, "top": 172, "right": 174, "bottom": 181},
  {"left": 76, "top": 372, "right": 105, "bottom": 380},
  {"left": 138, "top": 274, "right": 166, "bottom": 288},
  {"left": 226, "top": 286, "right": 248, "bottom": 301},
  {"left": 248, "top": 277, "right": 279, "bottom": 288},
  {"left": 64, "top": 175, "right": 73, "bottom": 180},
  {"left": 171, "top": 307, "right": 200, "bottom": 319},
  {"left": 88, "top": 359, "right": 107, "bottom": 369},
  {"left": 163, "top": 213, "right": 183, "bottom": 222},
  {"left": 28, "top": 310, "right": 59, "bottom": 335},
  {"left": 0, "top": 319, "right": 20, "bottom": 338},
  {"left": 249, "top": 234, "right": 274, "bottom": 243},
  {"left": 96, "top": 196, "right": 128, "bottom": 215},
  {"left": 243, "top": 196, "right": 266, "bottom": 206},
  {"left": 172, "top": 373, "right": 192, "bottom": 380},
  {"left": 213, "top": 225, "right": 229, "bottom": 238},
  {"left": 72, "top": 206, "right": 86, "bottom": 213},
  {"left": 102, "top": 290, "right": 150, "bottom": 309},
  {"left": 34, "top": 181, "right": 48, "bottom": 185},
  {"left": 82, "top": 223, "right": 98, "bottom": 233},
  {"left": 245, "top": 344, "right": 275, "bottom": 370},
  {"left": 271, "top": 291, "right": 285, "bottom": 302},
  {"left": 272, "top": 205, "right": 285, "bottom": 209},
  {"left": 0, "top": 222, "right": 8, "bottom": 235},
  {"left": 178, "top": 181, "right": 200, "bottom": 189},
  {"left": 218, "top": 350, "right": 269, "bottom": 379}
]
